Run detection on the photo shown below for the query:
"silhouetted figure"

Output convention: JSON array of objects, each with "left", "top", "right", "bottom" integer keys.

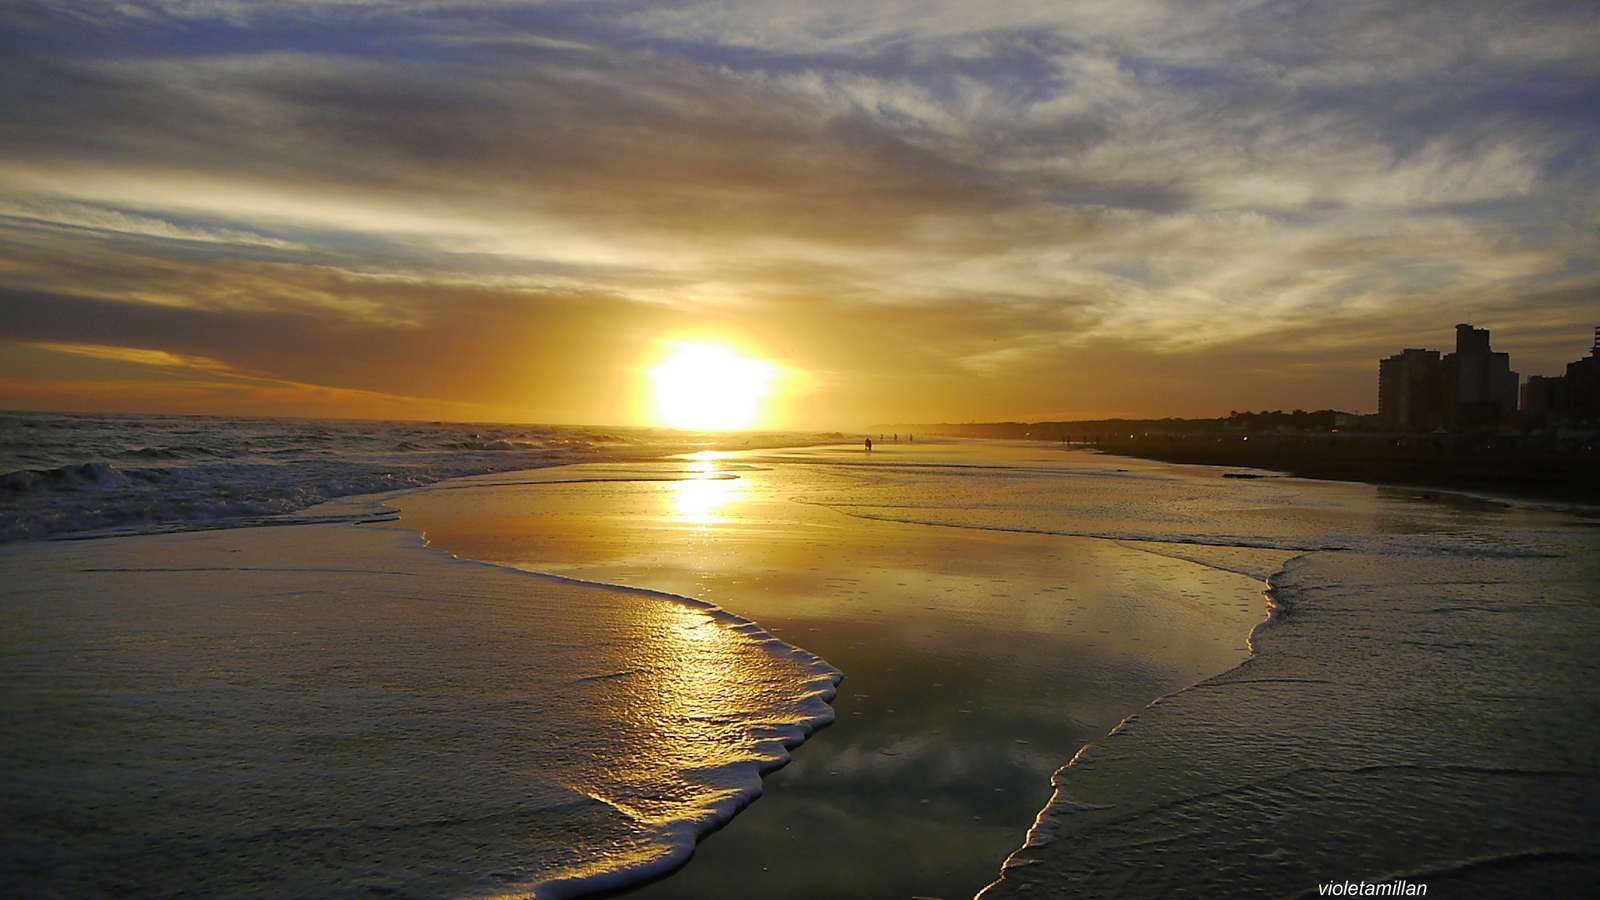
[{"left": 864, "top": 438, "right": 873, "bottom": 451}]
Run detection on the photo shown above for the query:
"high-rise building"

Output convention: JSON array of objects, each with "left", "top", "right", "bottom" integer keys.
[
  {"left": 1515, "top": 327, "right": 1598, "bottom": 426},
  {"left": 1377, "top": 325, "right": 1521, "bottom": 432},
  {"left": 1561, "top": 327, "right": 1600, "bottom": 423},
  {"left": 1378, "top": 348, "right": 1442, "bottom": 431},
  {"left": 1521, "top": 375, "right": 1566, "bottom": 422},
  {"left": 1441, "top": 324, "right": 1518, "bottom": 430}
]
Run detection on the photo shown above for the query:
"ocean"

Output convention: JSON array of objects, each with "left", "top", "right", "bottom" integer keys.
[
  {"left": 2, "top": 414, "right": 1596, "bottom": 898},
  {"left": 0, "top": 412, "right": 837, "bottom": 542}
]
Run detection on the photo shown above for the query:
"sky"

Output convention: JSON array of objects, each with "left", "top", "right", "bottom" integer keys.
[{"left": 1, "top": 0, "right": 1597, "bottom": 428}]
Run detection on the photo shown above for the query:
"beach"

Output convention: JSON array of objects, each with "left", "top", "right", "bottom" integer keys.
[
  {"left": 12, "top": 2, "right": 1600, "bottom": 895},
  {"left": 0, "top": 517, "right": 837, "bottom": 899},
  {"left": 983, "top": 544, "right": 1600, "bottom": 897},
  {"left": 394, "top": 444, "right": 1279, "bottom": 898},
  {"left": 4, "top": 427, "right": 1598, "bottom": 898}
]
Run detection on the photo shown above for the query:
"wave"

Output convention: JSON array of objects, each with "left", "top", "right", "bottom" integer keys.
[
  {"left": 360, "top": 536, "right": 845, "bottom": 900},
  {"left": 0, "top": 418, "right": 563, "bottom": 542},
  {"left": 0, "top": 415, "right": 852, "bottom": 542},
  {"left": 0, "top": 460, "right": 136, "bottom": 492},
  {"left": 977, "top": 532, "right": 1600, "bottom": 899},
  {"left": 1, "top": 506, "right": 844, "bottom": 900}
]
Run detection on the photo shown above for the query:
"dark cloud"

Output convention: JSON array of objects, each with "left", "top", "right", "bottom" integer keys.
[{"left": 0, "top": 272, "right": 668, "bottom": 419}]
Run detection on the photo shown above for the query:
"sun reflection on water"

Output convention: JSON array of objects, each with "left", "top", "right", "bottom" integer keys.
[
  {"left": 596, "top": 586, "right": 809, "bottom": 825},
  {"left": 670, "top": 451, "right": 745, "bottom": 526}
]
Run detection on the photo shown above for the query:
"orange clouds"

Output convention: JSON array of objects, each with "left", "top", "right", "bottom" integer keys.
[{"left": 1, "top": 1, "right": 1597, "bottom": 425}]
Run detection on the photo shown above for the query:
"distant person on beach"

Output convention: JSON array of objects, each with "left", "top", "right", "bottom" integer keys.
[{"left": 865, "top": 438, "right": 872, "bottom": 451}]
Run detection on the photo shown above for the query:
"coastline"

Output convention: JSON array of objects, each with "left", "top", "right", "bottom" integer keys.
[
  {"left": 11, "top": 437, "right": 1594, "bottom": 898},
  {"left": 395, "top": 443, "right": 1291, "bottom": 899},
  {"left": 0, "top": 497, "right": 841, "bottom": 900},
  {"left": 0, "top": 413, "right": 854, "bottom": 544},
  {"left": 979, "top": 512, "right": 1600, "bottom": 897},
  {"left": 1081, "top": 434, "right": 1600, "bottom": 508}
]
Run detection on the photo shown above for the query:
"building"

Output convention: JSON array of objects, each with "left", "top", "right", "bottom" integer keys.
[
  {"left": 1377, "top": 324, "right": 1519, "bottom": 432},
  {"left": 1378, "top": 348, "right": 1442, "bottom": 431},
  {"left": 1516, "top": 327, "right": 1599, "bottom": 426},
  {"left": 1441, "top": 324, "right": 1519, "bottom": 431},
  {"left": 1521, "top": 375, "right": 1566, "bottom": 422},
  {"left": 1560, "top": 327, "right": 1600, "bottom": 423}
]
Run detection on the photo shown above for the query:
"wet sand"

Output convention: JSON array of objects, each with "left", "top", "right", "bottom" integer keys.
[
  {"left": 23, "top": 440, "right": 1551, "bottom": 898},
  {"left": 0, "top": 516, "right": 836, "bottom": 899},
  {"left": 397, "top": 442, "right": 1285, "bottom": 898},
  {"left": 982, "top": 542, "right": 1600, "bottom": 898}
]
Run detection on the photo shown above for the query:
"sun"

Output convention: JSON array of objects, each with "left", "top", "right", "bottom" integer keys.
[{"left": 650, "top": 343, "right": 774, "bottom": 430}]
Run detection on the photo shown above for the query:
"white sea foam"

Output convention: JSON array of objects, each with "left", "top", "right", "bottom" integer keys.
[
  {"left": 943, "top": 451, "right": 1600, "bottom": 899},
  {"left": 396, "top": 442, "right": 1294, "bottom": 899}
]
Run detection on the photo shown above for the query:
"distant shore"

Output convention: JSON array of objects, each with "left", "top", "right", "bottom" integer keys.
[
  {"left": 1087, "top": 434, "right": 1600, "bottom": 507},
  {"left": 902, "top": 421, "right": 1600, "bottom": 507}
]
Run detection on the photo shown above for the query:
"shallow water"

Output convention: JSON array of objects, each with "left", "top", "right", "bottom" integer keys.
[
  {"left": 404, "top": 441, "right": 1600, "bottom": 898},
  {"left": 7, "top": 436, "right": 1593, "bottom": 898},
  {"left": 0, "top": 519, "right": 837, "bottom": 899},
  {"left": 399, "top": 442, "right": 1290, "bottom": 898},
  {"left": 0, "top": 411, "right": 839, "bottom": 541},
  {"left": 983, "top": 544, "right": 1600, "bottom": 897}
]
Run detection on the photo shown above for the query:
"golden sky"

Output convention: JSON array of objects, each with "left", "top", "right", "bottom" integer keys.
[{"left": 1, "top": 1, "right": 1597, "bottom": 427}]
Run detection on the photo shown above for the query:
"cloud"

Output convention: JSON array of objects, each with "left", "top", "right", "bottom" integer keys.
[
  {"left": 0, "top": 0, "right": 1596, "bottom": 423},
  {"left": 0, "top": 198, "right": 307, "bottom": 249},
  {"left": 28, "top": 341, "right": 238, "bottom": 372},
  {"left": 5, "top": 339, "right": 512, "bottom": 420}
]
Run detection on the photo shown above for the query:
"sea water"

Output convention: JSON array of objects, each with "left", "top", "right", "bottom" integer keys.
[
  {"left": 1, "top": 523, "right": 840, "bottom": 899},
  {"left": 3, "top": 419, "right": 1596, "bottom": 898},
  {"left": 401, "top": 442, "right": 1600, "bottom": 898},
  {"left": 0, "top": 411, "right": 839, "bottom": 541},
  {"left": 396, "top": 444, "right": 1287, "bottom": 898},
  {"left": 0, "top": 414, "right": 846, "bottom": 898}
]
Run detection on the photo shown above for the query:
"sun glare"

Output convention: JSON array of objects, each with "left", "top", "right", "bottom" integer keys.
[
  {"left": 650, "top": 343, "right": 774, "bottom": 430},
  {"left": 670, "top": 451, "right": 743, "bottom": 524}
]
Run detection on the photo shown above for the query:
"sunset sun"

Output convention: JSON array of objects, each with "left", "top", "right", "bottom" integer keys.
[{"left": 650, "top": 343, "right": 774, "bottom": 430}]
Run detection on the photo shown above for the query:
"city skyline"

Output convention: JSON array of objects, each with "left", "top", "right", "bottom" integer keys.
[
  {"left": 1378, "top": 323, "right": 1597, "bottom": 432},
  {"left": 2, "top": 1, "right": 1599, "bottom": 428}
]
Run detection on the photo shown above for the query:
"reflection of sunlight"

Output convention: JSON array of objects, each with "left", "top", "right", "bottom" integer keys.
[
  {"left": 594, "top": 593, "right": 803, "bottom": 826},
  {"left": 671, "top": 451, "right": 744, "bottom": 525}
]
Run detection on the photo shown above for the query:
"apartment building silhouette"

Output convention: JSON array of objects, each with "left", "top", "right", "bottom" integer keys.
[
  {"left": 1379, "top": 324, "right": 1518, "bottom": 432},
  {"left": 1523, "top": 327, "right": 1600, "bottom": 425},
  {"left": 1380, "top": 325, "right": 1599, "bottom": 432}
]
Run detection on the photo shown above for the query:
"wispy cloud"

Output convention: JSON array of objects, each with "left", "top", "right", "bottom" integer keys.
[
  {"left": 1, "top": 0, "right": 1596, "bottom": 423},
  {"left": 29, "top": 341, "right": 240, "bottom": 372},
  {"left": 0, "top": 198, "right": 307, "bottom": 249}
]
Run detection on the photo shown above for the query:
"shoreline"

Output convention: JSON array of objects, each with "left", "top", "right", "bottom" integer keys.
[
  {"left": 15, "top": 439, "right": 1588, "bottom": 898},
  {"left": 978, "top": 507, "right": 1600, "bottom": 897},
  {"left": 396, "top": 443, "right": 1285, "bottom": 900},
  {"left": 1078, "top": 434, "right": 1600, "bottom": 509},
  {"left": 0, "top": 413, "right": 856, "bottom": 545},
  {"left": 0, "top": 497, "right": 842, "bottom": 900}
]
